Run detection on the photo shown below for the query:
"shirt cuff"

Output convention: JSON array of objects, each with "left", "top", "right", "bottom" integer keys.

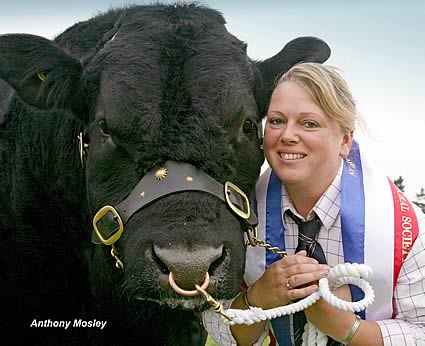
[{"left": 377, "top": 319, "right": 425, "bottom": 345}]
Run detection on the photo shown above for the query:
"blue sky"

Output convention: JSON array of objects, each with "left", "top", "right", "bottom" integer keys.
[{"left": 2, "top": 0, "right": 424, "bottom": 199}]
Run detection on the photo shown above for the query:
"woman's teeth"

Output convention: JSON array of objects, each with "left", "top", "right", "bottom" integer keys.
[{"left": 281, "top": 153, "right": 306, "bottom": 160}]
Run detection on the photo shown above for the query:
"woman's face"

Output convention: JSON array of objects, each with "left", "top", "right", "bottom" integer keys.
[{"left": 264, "top": 80, "right": 352, "bottom": 189}]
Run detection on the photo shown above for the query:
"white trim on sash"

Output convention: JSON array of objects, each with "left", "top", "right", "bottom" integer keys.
[
  {"left": 361, "top": 149, "right": 395, "bottom": 320},
  {"left": 244, "top": 168, "right": 270, "bottom": 286}
]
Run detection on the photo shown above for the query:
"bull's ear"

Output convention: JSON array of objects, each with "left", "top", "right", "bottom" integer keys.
[
  {"left": 255, "top": 36, "right": 331, "bottom": 117},
  {"left": 0, "top": 34, "right": 87, "bottom": 119}
]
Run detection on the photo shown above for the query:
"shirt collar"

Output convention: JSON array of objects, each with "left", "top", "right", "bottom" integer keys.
[{"left": 281, "top": 162, "right": 343, "bottom": 231}]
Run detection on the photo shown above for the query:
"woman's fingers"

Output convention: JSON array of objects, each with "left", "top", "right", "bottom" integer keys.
[
  {"left": 284, "top": 263, "right": 330, "bottom": 278},
  {"left": 286, "top": 284, "right": 319, "bottom": 301},
  {"left": 271, "top": 254, "right": 330, "bottom": 279},
  {"left": 287, "top": 270, "right": 329, "bottom": 289},
  {"left": 278, "top": 252, "right": 319, "bottom": 267}
]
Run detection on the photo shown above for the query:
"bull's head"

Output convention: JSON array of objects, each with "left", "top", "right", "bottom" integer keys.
[{"left": 0, "top": 4, "right": 329, "bottom": 314}]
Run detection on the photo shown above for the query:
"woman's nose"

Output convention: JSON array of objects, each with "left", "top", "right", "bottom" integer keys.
[{"left": 279, "top": 123, "right": 299, "bottom": 144}]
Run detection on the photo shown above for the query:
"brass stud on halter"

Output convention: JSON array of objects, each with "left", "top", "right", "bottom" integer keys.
[{"left": 154, "top": 167, "right": 168, "bottom": 180}]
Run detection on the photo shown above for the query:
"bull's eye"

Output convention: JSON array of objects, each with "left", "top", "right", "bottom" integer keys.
[
  {"left": 98, "top": 119, "right": 111, "bottom": 136},
  {"left": 242, "top": 119, "right": 255, "bottom": 135}
]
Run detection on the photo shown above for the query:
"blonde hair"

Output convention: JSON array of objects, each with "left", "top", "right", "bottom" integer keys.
[{"left": 277, "top": 62, "right": 359, "bottom": 133}]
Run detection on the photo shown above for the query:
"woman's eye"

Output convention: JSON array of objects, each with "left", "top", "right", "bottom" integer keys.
[
  {"left": 242, "top": 119, "right": 255, "bottom": 134},
  {"left": 98, "top": 119, "right": 111, "bottom": 136},
  {"left": 269, "top": 117, "right": 284, "bottom": 126},
  {"left": 303, "top": 121, "right": 319, "bottom": 129}
]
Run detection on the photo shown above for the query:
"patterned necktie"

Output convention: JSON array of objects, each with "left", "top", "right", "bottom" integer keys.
[
  {"left": 288, "top": 210, "right": 327, "bottom": 264},
  {"left": 286, "top": 210, "right": 334, "bottom": 345}
]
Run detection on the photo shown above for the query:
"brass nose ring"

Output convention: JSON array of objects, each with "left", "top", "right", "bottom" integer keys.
[{"left": 168, "top": 272, "right": 210, "bottom": 296}]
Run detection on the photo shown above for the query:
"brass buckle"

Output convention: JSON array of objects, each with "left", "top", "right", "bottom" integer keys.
[
  {"left": 93, "top": 206, "right": 124, "bottom": 245},
  {"left": 224, "top": 181, "right": 250, "bottom": 220}
]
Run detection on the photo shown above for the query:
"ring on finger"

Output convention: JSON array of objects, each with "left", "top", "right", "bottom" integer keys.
[{"left": 286, "top": 277, "right": 293, "bottom": 290}]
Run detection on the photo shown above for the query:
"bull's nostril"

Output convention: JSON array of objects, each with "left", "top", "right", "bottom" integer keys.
[
  {"left": 209, "top": 246, "right": 226, "bottom": 275},
  {"left": 151, "top": 247, "right": 170, "bottom": 274}
]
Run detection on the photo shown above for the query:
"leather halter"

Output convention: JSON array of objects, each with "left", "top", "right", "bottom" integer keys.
[{"left": 92, "top": 160, "right": 258, "bottom": 246}]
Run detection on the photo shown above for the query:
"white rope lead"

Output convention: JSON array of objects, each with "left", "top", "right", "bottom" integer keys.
[{"left": 221, "top": 262, "right": 375, "bottom": 346}]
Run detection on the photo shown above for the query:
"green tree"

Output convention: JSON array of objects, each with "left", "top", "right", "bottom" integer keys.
[
  {"left": 414, "top": 187, "right": 425, "bottom": 214},
  {"left": 394, "top": 176, "right": 405, "bottom": 192}
]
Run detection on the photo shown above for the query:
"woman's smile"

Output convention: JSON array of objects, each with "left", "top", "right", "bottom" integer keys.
[{"left": 279, "top": 152, "right": 307, "bottom": 161}]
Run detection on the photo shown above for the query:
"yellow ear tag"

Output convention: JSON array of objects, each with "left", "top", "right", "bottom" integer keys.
[{"left": 37, "top": 71, "right": 46, "bottom": 81}]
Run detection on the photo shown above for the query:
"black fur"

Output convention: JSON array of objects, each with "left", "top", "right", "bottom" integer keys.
[{"left": 0, "top": 3, "right": 330, "bottom": 345}]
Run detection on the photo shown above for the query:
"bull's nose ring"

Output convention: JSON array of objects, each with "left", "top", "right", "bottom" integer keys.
[{"left": 168, "top": 272, "right": 210, "bottom": 297}]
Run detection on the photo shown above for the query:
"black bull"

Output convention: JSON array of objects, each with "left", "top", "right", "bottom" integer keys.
[{"left": 0, "top": 3, "right": 330, "bottom": 345}]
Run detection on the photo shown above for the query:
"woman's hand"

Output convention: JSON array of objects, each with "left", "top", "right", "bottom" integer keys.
[{"left": 247, "top": 251, "right": 330, "bottom": 309}]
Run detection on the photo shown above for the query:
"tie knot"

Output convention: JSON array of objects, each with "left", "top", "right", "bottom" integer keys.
[
  {"left": 286, "top": 210, "right": 322, "bottom": 238},
  {"left": 286, "top": 210, "right": 325, "bottom": 263}
]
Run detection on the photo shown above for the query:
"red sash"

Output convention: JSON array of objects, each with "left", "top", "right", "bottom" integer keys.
[{"left": 388, "top": 179, "right": 419, "bottom": 317}]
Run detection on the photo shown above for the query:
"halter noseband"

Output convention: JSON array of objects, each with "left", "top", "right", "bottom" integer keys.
[{"left": 91, "top": 161, "right": 258, "bottom": 267}]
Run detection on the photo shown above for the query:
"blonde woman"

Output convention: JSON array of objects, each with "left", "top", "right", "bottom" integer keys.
[{"left": 204, "top": 63, "right": 425, "bottom": 346}]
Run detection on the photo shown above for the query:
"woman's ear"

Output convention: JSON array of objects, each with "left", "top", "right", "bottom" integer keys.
[{"left": 339, "top": 130, "right": 353, "bottom": 158}]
